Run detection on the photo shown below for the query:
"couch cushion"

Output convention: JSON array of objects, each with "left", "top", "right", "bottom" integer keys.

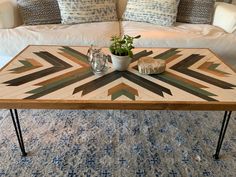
[
  {"left": 177, "top": 0, "right": 215, "bottom": 24},
  {"left": 123, "top": 0, "right": 178, "bottom": 26},
  {"left": 121, "top": 21, "right": 236, "bottom": 69},
  {"left": 57, "top": 0, "right": 117, "bottom": 24},
  {"left": 17, "top": 0, "right": 61, "bottom": 25},
  {"left": 0, "top": 22, "right": 120, "bottom": 57}
]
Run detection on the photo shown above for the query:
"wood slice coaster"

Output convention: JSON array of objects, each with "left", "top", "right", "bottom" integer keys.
[{"left": 138, "top": 57, "right": 166, "bottom": 74}]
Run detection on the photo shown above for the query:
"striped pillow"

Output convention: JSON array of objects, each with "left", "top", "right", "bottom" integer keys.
[
  {"left": 123, "top": 0, "right": 178, "bottom": 26},
  {"left": 17, "top": 0, "right": 61, "bottom": 25},
  {"left": 177, "top": 0, "right": 215, "bottom": 24},
  {"left": 57, "top": 0, "right": 118, "bottom": 24}
]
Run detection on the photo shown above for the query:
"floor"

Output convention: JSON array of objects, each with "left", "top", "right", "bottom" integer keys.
[{"left": 0, "top": 109, "right": 235, "bottom": 177}]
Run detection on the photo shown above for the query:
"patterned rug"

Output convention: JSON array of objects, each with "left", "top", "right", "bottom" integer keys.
[{"left": 0, "top": 109, "right": 235, "bottom": 177}]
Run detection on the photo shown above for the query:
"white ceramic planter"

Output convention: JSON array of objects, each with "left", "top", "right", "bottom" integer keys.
[{"left": 111, "top": 54, "right": 132, "bottom": 71}]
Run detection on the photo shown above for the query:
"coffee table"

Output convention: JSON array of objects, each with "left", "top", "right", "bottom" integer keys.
[{"left": 0, "top": 45, "right": 235, "bottom": 159}]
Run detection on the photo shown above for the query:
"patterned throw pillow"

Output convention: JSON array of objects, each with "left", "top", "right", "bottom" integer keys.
[
  {"left": 177, "top": 0, "right": 215, "bottom": 24},
  {"left": 17, "top": 0, "right": 61, "bottom": 25},
  {"left": 57, "top": 0, "right": 117, "bottom": 24},
  {"left": 123, "top": 0, "right": 178, "bottom": 26}
]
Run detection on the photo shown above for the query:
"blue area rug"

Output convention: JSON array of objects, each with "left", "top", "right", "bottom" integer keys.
[{"left": 0, "top": 109, "right": 235, "bottom": 176}]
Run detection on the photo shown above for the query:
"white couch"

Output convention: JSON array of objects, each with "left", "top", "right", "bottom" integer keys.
[{"left": 0, "top": 0, "right": 236, "bottom": 70}]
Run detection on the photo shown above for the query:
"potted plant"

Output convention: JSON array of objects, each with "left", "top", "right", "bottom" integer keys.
[{"left": 109, "top": 34, "right": 141, "bottom": 71}]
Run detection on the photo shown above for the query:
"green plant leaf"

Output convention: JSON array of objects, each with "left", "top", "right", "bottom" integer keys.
[{"left": 109, "top": 35, "right": 141, "bottom": 57}]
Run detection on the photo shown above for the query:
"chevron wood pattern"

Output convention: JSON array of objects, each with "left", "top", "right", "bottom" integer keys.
[
  {"left": 10, "top": 58, "right": 43, "bottom": 74},
  {"left": 108, "top": 83, "right": 138, "bottom": 101},
  {"left": 0, "top": 45, "right": 235, "bottom": 110}
]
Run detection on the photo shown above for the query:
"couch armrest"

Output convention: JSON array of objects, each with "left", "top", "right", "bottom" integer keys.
[
  {"left": 213, "top": 2, "right": 236, "bottom": 33},
  {"left": 0, "top": 0, "right": 22, "bottom": 29},
  {"left": 0, "top": 1, "right": 15, "bottom": 28}
]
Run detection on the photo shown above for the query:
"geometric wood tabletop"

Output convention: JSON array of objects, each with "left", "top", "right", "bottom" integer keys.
[
  {"left": 0, "top": 45, "right": 235, "bottom": 110},
  {"left": 2, "top": 45, "right": 234, "bottom": 160}
]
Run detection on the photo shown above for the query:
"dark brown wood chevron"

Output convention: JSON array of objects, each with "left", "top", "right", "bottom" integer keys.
[
  {"left": 10, "top": 58, "right": 43, "bottom": 74},
  {"left": 73, "top": 71, "right": 123, "bottom": 95},
  {"left": 132, "top": 63, "right": 217, "bottom": 101},
  {"left": 59, "top": 52, "right": 90, "bottom": 67},
  {"left": 4, "top": 52, "right": 72, "bottom": 86},
  {"left": 25, "top": 69, "right": 94, "bottom": 99},
  {"left": 73, "top": 71, "right": 172, "bottom": 97},
  {"left": 122, "top": 71, "right": 172, "bottom": 97},
  {"left": 151, "top": 73, "right": 218, "bottom": 101},
  {"left": 170, "top": 54, "right": 236, "bottom": 89},
  {"left": 154, "top": 48, "right": 178, "bottom": 59},
  {"left": 36, "top": 51, "right": 72, "bottom": 68},
  {"left": 198, "top": 62, "right": 229, "bottom": 77}
]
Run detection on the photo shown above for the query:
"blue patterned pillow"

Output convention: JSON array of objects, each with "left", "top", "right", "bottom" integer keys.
[
  {"left": 17, "top": 0, "right": 61, "bottom": 25},
  {"left": 123, "top": 0, "right": 178, "bottom": 26},
  {"left": 57, "top": 0, "right": 118, "bottom": 24}
]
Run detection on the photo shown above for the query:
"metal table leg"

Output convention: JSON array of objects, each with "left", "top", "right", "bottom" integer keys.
[
  {"left": 8, "top": 109, "right": 233, "bottom": 159},
  {"left": 10, "top": 109, "right": 27, "bottom": 156},
  {"left": 213, "top": 111, "right": 232, "bottom": 160}
]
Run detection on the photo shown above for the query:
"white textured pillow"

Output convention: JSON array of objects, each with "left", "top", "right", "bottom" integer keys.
[
  {"left": 57, "top": 0, "right": 117, "bottom": 24},
  {"left": 123, "top": 0, "right": 178, "bottom": 26},
  {"left": 213, "top": 2, "right": 236, "bottom": 33}
]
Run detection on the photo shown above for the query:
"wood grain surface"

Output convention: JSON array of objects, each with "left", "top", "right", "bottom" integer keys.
[{"left": 0, "top": 45, "right": 235, "bottom": 110}]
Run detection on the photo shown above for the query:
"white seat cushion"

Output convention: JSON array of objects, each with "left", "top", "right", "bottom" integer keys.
[
  {"left": 0, "top": 21, "right": 120, "bottom": 57},
  {"left": 121, "top": 21, "right": 236, "bottom": 70}
]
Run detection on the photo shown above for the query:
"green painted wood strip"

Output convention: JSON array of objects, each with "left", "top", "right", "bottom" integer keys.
[
  {"left": 151, "top": 74, "right": 218, "bottom": 101},
  {"left": 154, "top": 48, "right": 178, "bottom": 60},
  {"left": 61, "top": 47, "right": 89, "bottom": 63},
  {"left": 5, "top": 67, "right": 63, "bottom": 86},
  {"left": 25, "top": 69, "right": 93, "bottom": 99},
  {"left": 19, "top": 60, "right": 33, "bottom": 67},
  {"left": 63, "top": 46, "right": 88, "bottom": 58},
  {"left": 208, "top": 63, "right": 220, "bottom": 70},
  {"left": 4, "top": 52, "right": 72, "bottom": 86},
  {"left": 27, "top": 76, "right": 74, "bottom": 94},
  {"left": 112, "top": 89, "right": 135, "bottom": 100},
  {"left": 73, "top": 71, "right": 123, "bottom": 95},
  {"left": 10, "top": 60, "right": 33, "bottom": 72},
  {"left": 27, "top": 69, "right": 92, "bottom": 94},
  {"left": 35, "top": 52, "right": 72, "bottom": 68},
  {"left": 208, "top": 63, "right": 229, "bottom": 75},
  {"left": 60, "top": 49, "right": 88, "bottom": 63},
  {"left": 123, "top": 71, "right": 172, "bottom": 97},
  {"left": 182, "top": 67, "right": 234, "bottom": 89},
  {"left": 159, "top": 73, "right": 216, "bottom": 96},
  {"left": 171, "top": 54, "right": 235, "bottom": 89},
  {"left": 154, "top": 51, "right": 179, "bottom": 60}
]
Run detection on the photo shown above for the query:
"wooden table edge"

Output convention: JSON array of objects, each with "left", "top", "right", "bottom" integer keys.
[{"left": 0, "top": 100, "right": 235, "bottom": 111}]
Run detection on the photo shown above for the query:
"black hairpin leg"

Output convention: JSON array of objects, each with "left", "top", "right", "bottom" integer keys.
[
  {"left": 213, "top": 111, "right": 232, "bottom": 160},
  {"left": 10, "top": 109, "right": 27, "bottom": 156}
]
